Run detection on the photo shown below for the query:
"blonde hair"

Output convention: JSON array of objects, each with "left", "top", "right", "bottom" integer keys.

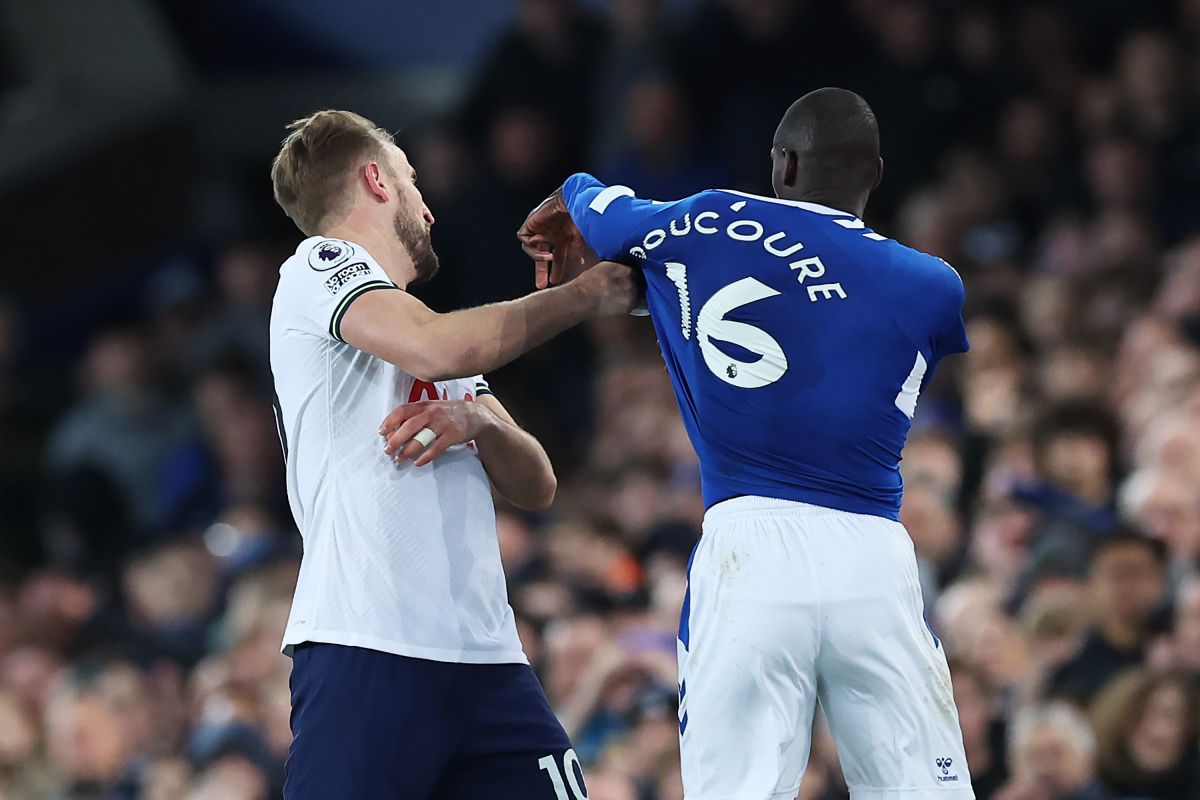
[{"left": 270, "top": 110, "right": 393, "bottom": 235}]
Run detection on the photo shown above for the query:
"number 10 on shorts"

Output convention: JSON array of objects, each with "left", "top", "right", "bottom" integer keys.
[{"left": 538, "top": 749, "right": 587, "bottom": 799}]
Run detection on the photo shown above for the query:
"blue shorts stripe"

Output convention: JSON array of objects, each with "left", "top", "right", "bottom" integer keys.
[
  {"left": 677, "top": 541, "right": 699, "bottom": 650},
  {"left": 924, "top": 612, "right": 941, "bottom": 648}
]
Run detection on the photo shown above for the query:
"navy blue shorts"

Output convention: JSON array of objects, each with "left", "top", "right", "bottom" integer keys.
[{"left": 284, "top": 643, "right": 587, "bottom": 800}]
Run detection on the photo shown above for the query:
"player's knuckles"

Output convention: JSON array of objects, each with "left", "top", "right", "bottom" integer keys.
[
  {"left": 437, "top": 417, "right": 465, "bottom": 439},
  {"left": 424, "top": 408, "right": 452, "bottom": 428}
]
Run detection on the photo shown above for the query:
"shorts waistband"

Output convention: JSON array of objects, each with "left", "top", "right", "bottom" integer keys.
[{"left": 703, "top": 495, "right": 849, "bottom": 525}]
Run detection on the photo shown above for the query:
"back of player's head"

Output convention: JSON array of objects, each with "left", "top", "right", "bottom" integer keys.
[
  {"left": 772, "top": 88, "right": 881, "bottom": 201},
  {"left": 271, "top": 110, "right": 394, "bottom": 236}
]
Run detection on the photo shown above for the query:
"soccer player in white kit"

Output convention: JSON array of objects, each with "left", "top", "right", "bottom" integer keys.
[
  {"left": 519, "top": 89, "right": 975, "bottom": 800},
  {"left": 268, "top": 110, "right": 636, "bottom": 799}
]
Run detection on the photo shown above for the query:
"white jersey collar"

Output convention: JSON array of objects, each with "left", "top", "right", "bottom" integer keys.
[{"left": 719, "top": 190, "right": 859, "bottom": 220}]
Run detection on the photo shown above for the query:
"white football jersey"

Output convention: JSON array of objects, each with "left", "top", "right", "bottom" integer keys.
[{"left": 270, "top": 236, "right": 526, "bottom": 664}]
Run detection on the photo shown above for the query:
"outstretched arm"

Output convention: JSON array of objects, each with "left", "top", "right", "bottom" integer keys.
[{"left": 340, "top": 260, "right": 637, "bottom": 381}]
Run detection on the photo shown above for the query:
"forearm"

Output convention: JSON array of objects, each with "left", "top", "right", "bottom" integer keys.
[
  {"left": 474, "top": 413, "right": 557, "bottom": 510},
  {"left": 343, "top": 260, "right": 632, "bottom": 380},
  {"left": 420, "top": 282, "right": 593, "bottom": 380}
]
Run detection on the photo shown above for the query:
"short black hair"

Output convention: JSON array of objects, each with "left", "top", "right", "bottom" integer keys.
[
  {"left": 1030, "top": 400, "right": 1120, "bottom": 469},
  {"left": 774, "top": 87, "right": 880, "bottom": 195},
  {"left": 1086, "top": 527, "right": 1168, "bottom": 573}
]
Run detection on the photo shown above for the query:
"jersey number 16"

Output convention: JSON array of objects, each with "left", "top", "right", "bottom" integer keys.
[
  {"left": 667, "top": 262, "right": 930, "bottom": 418},
  {"left": 667, "top": 262, "right": 788, "bottom": 390}
]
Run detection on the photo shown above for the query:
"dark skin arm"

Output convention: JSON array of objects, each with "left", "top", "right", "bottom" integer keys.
[{"left": 516, "top": 186, "right": 600, "bottom": 289}]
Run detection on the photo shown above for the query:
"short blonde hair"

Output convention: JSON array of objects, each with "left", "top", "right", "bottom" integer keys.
[{"left": 270, "top": 110, "right": 393, "bottom": 235}]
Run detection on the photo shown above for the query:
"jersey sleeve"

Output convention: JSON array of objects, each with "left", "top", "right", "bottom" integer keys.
[
  {"left": 283, "top": 238, "right": 398, "bottom": 342},
  {"left": 472, "top": 375, "right": 494, "bottom": 398},
  {"left": 561, "top": 173, "right": 675, "bottom": 260},
  {"left": 932, "top": 263, "right": 970, "bottom": 361}
]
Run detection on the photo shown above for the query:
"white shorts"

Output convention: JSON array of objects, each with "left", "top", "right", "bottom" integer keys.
[{"left": 677, "top": 497, "right": 974, "bottom": 800}]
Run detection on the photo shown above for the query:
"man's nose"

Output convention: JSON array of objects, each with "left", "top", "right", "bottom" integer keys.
[{"left": 423, "top": 205, "right": 435, "bottom": 226}]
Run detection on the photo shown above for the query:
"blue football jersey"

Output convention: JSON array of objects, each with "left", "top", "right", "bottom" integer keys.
[{"left": 561, "top": 173, "right": 969, "bottom": 520}]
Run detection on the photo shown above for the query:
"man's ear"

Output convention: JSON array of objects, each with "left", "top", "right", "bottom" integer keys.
[
  {"left": 874, "top": 156, "right": 884, "bottom": 190},
  {"left": 364, "top": 161, "right": 390, "bottom": 203},
  {"left": 783, "top": 149, "right": 799, "bottom": 187}
]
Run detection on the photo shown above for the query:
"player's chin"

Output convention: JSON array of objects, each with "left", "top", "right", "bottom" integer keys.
[{"left": 411, "top": 249, "right": 440, "bottom": 285}]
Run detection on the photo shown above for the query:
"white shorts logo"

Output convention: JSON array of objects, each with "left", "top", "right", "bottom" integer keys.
[{"left": 935, "top": 757, "right": 959, "bottom": 782}]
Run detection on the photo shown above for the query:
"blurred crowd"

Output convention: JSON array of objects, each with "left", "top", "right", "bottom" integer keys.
[{"left": 2, "top": 0, "right": 1200, "bottom": 798}]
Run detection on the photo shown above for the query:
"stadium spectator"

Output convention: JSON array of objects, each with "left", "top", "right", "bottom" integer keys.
[
  {"left": 1119, "top": 466, "right": 1200, "bottom": 586},
  {"left": 950, "top": 660, "right": 1010, "bottom": 799},
  {"left": 1153, "top": 575, "right": 1200, "bottom": 678},
  {"left": 1046, "top": 531, "right": 1167, "bottom": 705},
  {"left": 45, "top": 330, "right": 193, "bottom": 533},
  {"left": 1089, "top": 669, "right": 1199, "bottom": 800},
  {"left": 997, "top": 703, "right": 1110, "bottom": 800},
  {"left": 600, "top": 73, "right": 728, "bottom": 201}
]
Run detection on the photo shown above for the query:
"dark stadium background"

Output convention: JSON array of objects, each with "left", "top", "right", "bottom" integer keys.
[{"left": 1, "top": 1, "right": 1199, "bottom": 798}]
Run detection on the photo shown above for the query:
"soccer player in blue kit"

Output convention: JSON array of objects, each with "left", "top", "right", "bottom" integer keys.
[{"left": 519, "top": 89, "right": 974, "bottom": 800}]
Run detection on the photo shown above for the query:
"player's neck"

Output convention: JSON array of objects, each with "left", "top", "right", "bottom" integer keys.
[
  {"left": 783, "top": 190, "right": 867, "bottom": 218},
  {"left": 324, "top": 217, "right": 416, "bottom": 288}
]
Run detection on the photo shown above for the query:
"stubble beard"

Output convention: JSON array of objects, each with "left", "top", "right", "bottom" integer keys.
[{"left": 394, "top": 208, "right": 439, "bottom": 285}]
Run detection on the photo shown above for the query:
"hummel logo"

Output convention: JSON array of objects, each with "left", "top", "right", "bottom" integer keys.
[{"left": 935, "top": 757, "right": 959, "bottom": 782}]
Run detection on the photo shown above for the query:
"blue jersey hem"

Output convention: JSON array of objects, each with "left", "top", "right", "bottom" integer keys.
[{"left": 704, "top": 486, "right": 902, "bottom": 522}]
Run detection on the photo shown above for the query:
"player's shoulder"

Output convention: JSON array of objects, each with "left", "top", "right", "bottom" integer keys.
[
  {"left": 282, "top": 237, "right": 363, "bottom": 275},
  {"left": 878, "top": 240, "right": 966, "bottom": 319},
  {"left": 274, "top": 235, "right": 395, "bottom": 330},
  {"left": 565, "top": 172, "right": 716, "bottom": 211},
  {"left": 278, "top": 237, "right": 386, "bottom": 291},
  {"left": 884, "top": 239, "right": 963, "bottom": 289}
]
